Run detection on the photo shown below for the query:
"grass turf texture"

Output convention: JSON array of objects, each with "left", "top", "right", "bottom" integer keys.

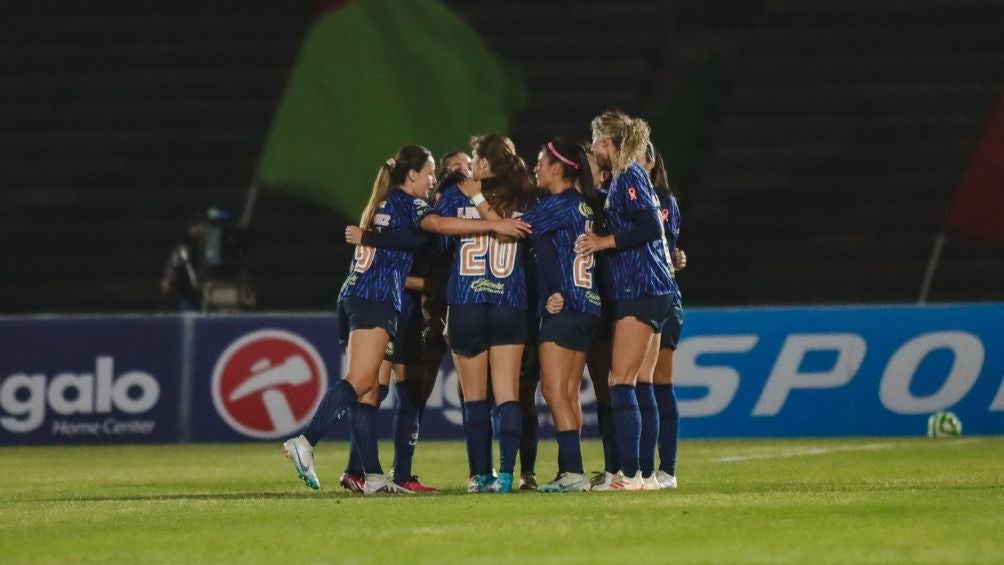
[{"left": 2, "top": 438, "right": 1002, "bottom": 564}]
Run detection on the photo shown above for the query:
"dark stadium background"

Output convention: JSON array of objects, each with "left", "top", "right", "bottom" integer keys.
[{"left": 1, "top": 0, "right": 1002, "bottom": 314}]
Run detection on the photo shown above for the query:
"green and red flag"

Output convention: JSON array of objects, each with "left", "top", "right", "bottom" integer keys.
[{"left": 255, "top": 0, "right": 526, "bottom": 219}]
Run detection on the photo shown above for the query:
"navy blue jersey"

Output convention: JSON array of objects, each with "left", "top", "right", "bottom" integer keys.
[
  {"left": 522, "top": 189, "right": 601, "bottom": 316},
  {"left": 660, "top": 193, "right": 681, "bottom": 254},
  {"left": 660, "top": 193, "right": 683, "bottom": 302},
  {"left": 603, "top": 163, "right": 679, "bottom": 302},
  {"left": 339, "top": 188, "right": 433, "bottom": 311},
  {"left": 434, "top": 184, "right": 527, "bottom": 309}
]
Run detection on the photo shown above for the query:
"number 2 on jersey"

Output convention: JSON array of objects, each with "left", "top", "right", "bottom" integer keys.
[{"left": 459, "top": 235, "right": 516, "bottom": 278}]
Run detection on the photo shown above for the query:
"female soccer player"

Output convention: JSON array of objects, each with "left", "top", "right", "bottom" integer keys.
[
  {"left": 435, "top": 133, "right": 535, "bottom": 493},
  {"left": 640, "top": 143, "right": 686, "bottom": 489},
  {"left": 283, "top": 145, "right": 529, "bottom": 493},
  {"left": 575, "top": 111, "right": 680, "bottom": 491},
  {"left": 519, "top": 137, "right": 600, "bottom": 493}
]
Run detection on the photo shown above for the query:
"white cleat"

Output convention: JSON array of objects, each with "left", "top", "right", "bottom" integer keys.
[
  {"left": 656, "top": 470, "right": 678, "bottom": 489},
  {"left": 363, "top": 473, "right": 414, "bottom": 495},
  {"left": 643, "top": 474, "right": 661, "bottom": 491},
  {"left": 610, "top": 471, "right": 646, "bottom": 492},
  {"left": 589, "top": 471, "right": 619, "bottom": 492},
  {"left": 283, "top": 435, "right": 319, "bottom": 490},
  {"left": 539, "top": 472, "right": 590, "bottom": 493}
]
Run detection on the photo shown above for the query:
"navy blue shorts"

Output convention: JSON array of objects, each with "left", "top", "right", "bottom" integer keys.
[
  {"left": 386, "top": 312, "right": 424, "bottom": 365},
  {"left": 539, "top": 309, "right": 600, "bottom": 353},
  {"left": 446, "top": 303, "right": 528, "bottom": 357},
  {"left": 612, "top": 293, "right": 675, "bottom": 333},
  {"left": 659, "top": 301, "right": 685, "bottom": 350},
  {"left": 339, "top": 296, "right": 398, "bottom": 340}
]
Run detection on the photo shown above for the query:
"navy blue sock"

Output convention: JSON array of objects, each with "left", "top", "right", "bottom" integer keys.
[
  {"left": 303, "top": 380, "right": 358, "bottom": 445},
  {"left": 346, "top": 384, "right": 389, "bottom": 474},
  {"left": 636, "top": 383, "right": 659, "bottom": 477},
  {"left": 496, "top": 401, "right": 522, "bottom": 475},
  {"left": 596, "top": 401, "right": 619, "bottom": 473},
  {"left": 392, "top": 379, "right": 422, "bottom": 480},
  {"left": 556, "top": 430, "right": 584, "bottom": 475},
  {"left": 655, "top": 384, "right": 680, "bottom": 476},
  {"left": 520, "top": 406, "right": 538, "bottom": 474},
  {"left": 610, "top": 384, "right": 641, "bottom": 477},
  {"left": 463, "top": 401, "right": 492, "bottom": 476},
  {"left": 350, "top": 402, "right": 383, "bottom": 474}
]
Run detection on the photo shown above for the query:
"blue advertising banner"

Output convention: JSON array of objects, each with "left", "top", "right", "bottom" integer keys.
[
  {"left": 670, "top": 304, "right": 1004, "bottom": 437},
  {"left": 0, "top": 316, "right": 183, "bottom": 444},
  {"left": 2, "top": 304, "right": 1001, "bottom": 445}
]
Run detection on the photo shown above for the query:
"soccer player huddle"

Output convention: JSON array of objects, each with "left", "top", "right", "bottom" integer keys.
[{"left": 283, "top": 110, "right": 687, "bottom": 494}]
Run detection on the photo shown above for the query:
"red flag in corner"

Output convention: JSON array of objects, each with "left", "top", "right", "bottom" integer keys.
[{"left": 946, "top": 93, "right": 1004, "bottom": 244}]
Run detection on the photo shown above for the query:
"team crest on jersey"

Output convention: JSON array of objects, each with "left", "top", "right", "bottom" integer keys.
[
  {"left": 578, "top": 202, "right": 593, "bottom": 217},
  {"left": 379, "top": 200, "right": 388, "bottom": 209},
  {"left": 373, "top": 213, "right": 391, "bottom": 227}
]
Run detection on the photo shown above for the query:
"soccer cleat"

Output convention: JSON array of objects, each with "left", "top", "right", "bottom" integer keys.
[
  {"left": 538, "top": 472, "right": 590, "bottom": 493},
  {"left": 283, "top": 435, "right": 319, "bottom": 490},
  {"left": 609, "top": 471, "right": 646, "bottom": 492},
  {"left": 363, "top": 473, "right": 414, "bottom": 495},
  {"left": 643, "top": 474, "right": 661, "bottom": 491},
  {"left": 468, "top": 474, "right": 496, "bottom": 493},
  {"left": 339, "top": 472, "right": 365, "bottom": 493},
  {"left": 519, "top": 471, "right": 538, "bottom": 491},
  {"left": 395, "top": 476, "right": 439, "bottom": 493},
  {"left": 656, "top": 470, "right": 678, "bottom": 489},
  {"left": 488, "top": 472, "right": 514, "bottom": 493},
  {"left": 589, "top": 471, "right": 618, "bottom": 492}
]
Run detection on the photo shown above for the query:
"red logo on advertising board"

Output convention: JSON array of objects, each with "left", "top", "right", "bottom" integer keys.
[{"left": 211, "top": 330, "right": 327, "bottom": 439}]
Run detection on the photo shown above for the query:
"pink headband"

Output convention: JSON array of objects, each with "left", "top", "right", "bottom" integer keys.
[{"left": 547, "top": 142, "right": 579, "bottom": 169}]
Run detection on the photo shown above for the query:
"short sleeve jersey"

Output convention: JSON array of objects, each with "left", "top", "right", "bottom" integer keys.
[
  {"left": 521, "top": 189, "right": 601, "bottom": 316},
  {"left": 338, "top": 188, "right": 433, "bottom": 312},
  {"left": 434, "top": 184, "right": 527, "bottom": 309}
]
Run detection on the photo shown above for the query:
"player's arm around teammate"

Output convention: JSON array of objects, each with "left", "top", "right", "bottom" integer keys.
[
  {"left": 436, "top": 134, "right": 535, "bottom": 493},
  {"left": 575, "top": 112, "right": 681, "bottom": 491}
]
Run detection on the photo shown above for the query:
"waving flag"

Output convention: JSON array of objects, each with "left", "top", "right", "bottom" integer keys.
[{"left": 255, "top": 0, "right": 526, "bottom": 218}]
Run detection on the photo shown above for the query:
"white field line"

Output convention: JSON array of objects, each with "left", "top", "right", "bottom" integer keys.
[{"left": 715, "top": 437, "right": 980, "bottom": 463}]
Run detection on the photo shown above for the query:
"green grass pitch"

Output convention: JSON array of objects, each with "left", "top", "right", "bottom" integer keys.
[{"left": 2, "top": 437, "right": 1002, "bottom": 564}]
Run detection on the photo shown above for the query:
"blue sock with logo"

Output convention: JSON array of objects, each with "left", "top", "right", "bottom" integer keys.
[
  {"left": 392, "top": 379, "right": 422, "bottom": 480},
  {"left": 596, "top": 401, "right": 619, "bottom": 473},
  {"left": 345, "top": 384, "right": 388, "bottom": 475},
  {"left": 303, "top": 379, "right": 358, "bottom": 445},
  {"left": 463, "top": 400, "right": 491, "bottom": 476},
  {"left": 636, "top": 382, "right": 659, "bottom": 477},
  {"left": 610, "top": 384, "right": 641, "bottom": 477},
  {"left": 556, "top": 430, "right": 584, "bottom": 475},
  {"left": 496, "top": 401, "right": 522, "bottom": 475},
  {"left": 350, "top": 402, "right": 383, "bottom": 474},
  {"left": 655, "top": 384, "right": 679, "bottom": 476}
]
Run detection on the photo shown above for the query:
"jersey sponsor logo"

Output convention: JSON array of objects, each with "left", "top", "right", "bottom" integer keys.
[
  {"left": 470, "top": 278, "right": 505, "bottom": 294},
  {"left": 211, "top": 330, "right": 327, "bottom": 439},
  {"left": 457, "top": 206, "right": 481, "bottom": 219},
  {"left": 578, "top": 202, "right": 593, "bottom": 217},
  {"left": 373, "top": 214, "right": 391, "bottom": 227}
]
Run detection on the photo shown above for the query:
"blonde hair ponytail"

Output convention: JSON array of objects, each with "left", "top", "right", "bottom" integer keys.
[
  {"left": 591, "top": 111, "right": 652, "bottom": 173},
  {"left": 360, "top": 160, "right": 394, "bottom": 229}
]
